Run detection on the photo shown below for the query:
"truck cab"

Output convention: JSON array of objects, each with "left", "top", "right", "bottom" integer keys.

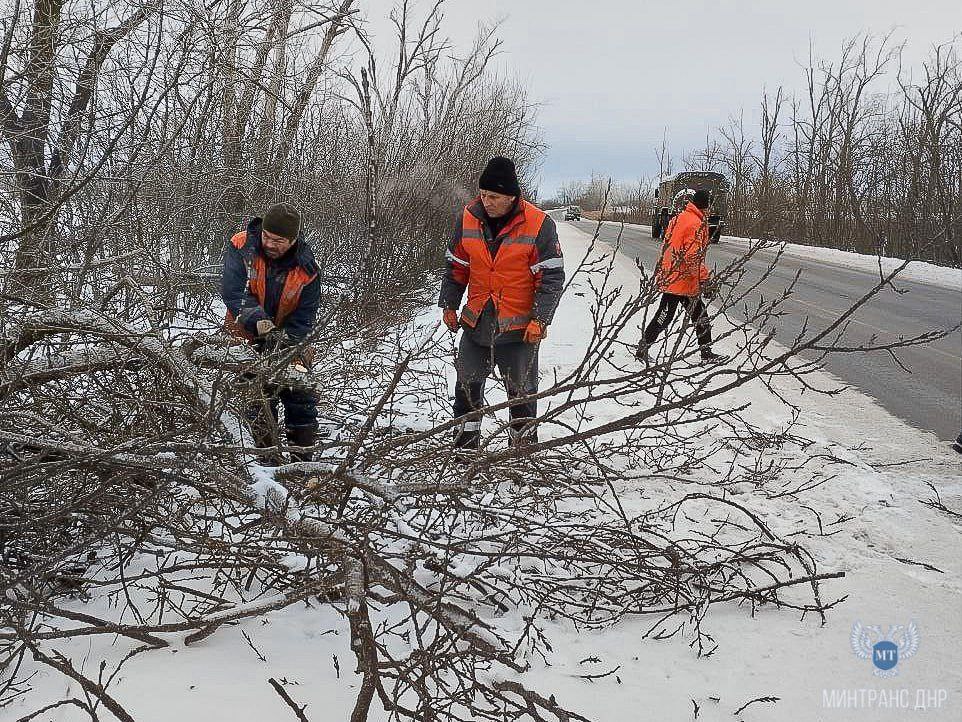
[{"left": 651, "top": 172, "right": 729, "bottom": 243}]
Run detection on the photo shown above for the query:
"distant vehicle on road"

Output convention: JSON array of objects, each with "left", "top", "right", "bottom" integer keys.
[
  {"left": 564, "top": 205, "right": 582, "bottom": 221},
  {"left": 651, "top": 171, "right": 729, "bottom": 243}
]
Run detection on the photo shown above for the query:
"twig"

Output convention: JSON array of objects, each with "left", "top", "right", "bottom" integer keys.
[
  {"left": 893, "top": 557, "right": 944, "bottom": 574},
  {"left": 268, "top": 678, "right": 311, "bottom": 722},
  {"left": 25, "top": 642, "right": 136, "bottom": 722},
  {"left": 733, "top": 695, "right": 779, "bottom": 715},
  {"left": 242, "top": 630, "right": 267, "bottom": 662}
]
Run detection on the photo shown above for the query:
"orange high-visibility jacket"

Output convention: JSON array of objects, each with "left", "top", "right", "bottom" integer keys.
[
  {"left": 439, "top": 199, "right": 565, "bottom": 333},
  {"left": 223, "top": 223, "right": 318, "bottom": 341},
  {"left": 656, "top": 202, "right": 710, "bottom": 297}
]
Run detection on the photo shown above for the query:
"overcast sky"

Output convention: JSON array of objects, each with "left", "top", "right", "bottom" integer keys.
[{"left": 365, "top": 1, "right": 960, "bottom": 196}]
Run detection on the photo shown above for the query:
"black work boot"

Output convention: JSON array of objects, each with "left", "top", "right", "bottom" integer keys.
[
  {"left": 509, "top": 423, "right": 537, "bottom": 449},
  {"left": 700, "top": 349, "right": 730, "bottom": 366},
  {"left": 450, "top": 424, "right": 482, "bottom": 467},
  {"left": 453, "top": 419, "right": 482, "bottom": 451},
  {"left": 287, "top": 425, "right": 318, "bottom": 463}
]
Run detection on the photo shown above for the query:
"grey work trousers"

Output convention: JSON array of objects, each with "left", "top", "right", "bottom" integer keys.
[{"left": 452, "top": 333, "right": 539, "bottom": 448}]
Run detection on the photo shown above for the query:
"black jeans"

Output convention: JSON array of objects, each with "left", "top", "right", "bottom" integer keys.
[
  {"left": 643, "top": 292, "right": 712, "bottom": 352},
  {"left": 453, "top": 333, "right": 539, "bottom": 448}
]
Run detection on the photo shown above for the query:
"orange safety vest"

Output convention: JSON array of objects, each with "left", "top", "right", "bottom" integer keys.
[
  {"left": 457, "top": 200, "right": 549, "bottom": 333},
  {"left": 224, "top": 230, "right": 317, "bottom": 341}
]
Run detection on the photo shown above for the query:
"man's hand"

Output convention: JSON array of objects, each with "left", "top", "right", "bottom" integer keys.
[
  {"left": 523, "top": 319, "right": 547, "bottom": 344},
  {"left": 443, "top": 308, "right": 459, "bottom": 332},
  {"left": 253, "top": 318, "right": 289, "bottom": 352}
]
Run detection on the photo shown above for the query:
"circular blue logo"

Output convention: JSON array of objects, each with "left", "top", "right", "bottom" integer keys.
[{"left": 873, "top": 641, "right": 899, "bottom": 671}]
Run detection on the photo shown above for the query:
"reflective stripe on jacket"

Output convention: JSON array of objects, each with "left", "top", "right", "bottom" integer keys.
[
  {"left": 222, "top": 218, "right": 319, "bottom": 341},
  {"left": 438, "top": 199, "right": 564, "bottom": 333}
]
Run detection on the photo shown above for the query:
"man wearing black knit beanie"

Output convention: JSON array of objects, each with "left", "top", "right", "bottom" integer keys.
[{"left": 439, "top": 156, "right": 566, "bottom": 452}]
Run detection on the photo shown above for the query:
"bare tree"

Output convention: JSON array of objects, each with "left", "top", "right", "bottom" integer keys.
[
  {"left": 4, "top": 10, "right": 957, "bottom": 722},
  {"left": 679, "top": 34, "right": 960, "bottom": 264},
  {"left": 2, "top": 214, "right": 952, "bottom": 719},
  {"left": 1, "top": 0, "right": 158, "bottom": 300}
]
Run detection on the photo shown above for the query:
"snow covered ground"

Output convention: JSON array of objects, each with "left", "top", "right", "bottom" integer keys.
[
  {"left": 8, "top": 222, "right": 962, "bottom": 722},
  {"left": 586, "top": 217, "right": 962, "bottom": 291},
  {"left": 526, "top": 224, "right": 962, "bottom": 720}
]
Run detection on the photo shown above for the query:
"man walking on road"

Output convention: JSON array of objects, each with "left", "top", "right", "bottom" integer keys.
[
  {"left": 439, "top": 156, "right": 565, "bottom": 451},
  {"left": 636, "top": 189, "right": 728, "bottom": 364},
  {"left": 222, "top": 202, "right": 321, "bottom": 464}
]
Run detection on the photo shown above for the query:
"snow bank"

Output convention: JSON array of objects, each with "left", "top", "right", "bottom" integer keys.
[
  {"left": 576, "top": 216, "right": 962, "bottom": 291},
  {"left": 724, "top": 233, "right": 962, "bottom": 292}
]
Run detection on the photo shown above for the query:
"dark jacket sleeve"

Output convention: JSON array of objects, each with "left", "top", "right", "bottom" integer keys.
[
  {"left": 282, "top": 276, "right": 320, "bottom": 340},
  {"left": 530, "top": 216, "right": 565, "bottom": 324},
  {"left": 221, "top": 241, "right": 269, "bottom": 336},
  {"left": 438, "top": 220, "right": 470, "bottom": 310}
]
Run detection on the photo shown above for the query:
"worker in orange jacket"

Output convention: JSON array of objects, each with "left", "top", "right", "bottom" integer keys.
[
  {"left": 636, "top": 189, "right": 728, "bottom": 365},
  {"left": 439, "top": 157, "right": 565, "bottom": 450}
]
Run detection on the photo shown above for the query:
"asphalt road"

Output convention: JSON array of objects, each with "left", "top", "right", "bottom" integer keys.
[{"left": 564, "top": 218, "right": 962, "bottom": 442}]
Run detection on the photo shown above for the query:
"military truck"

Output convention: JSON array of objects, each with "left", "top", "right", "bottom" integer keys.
[{"left": 651, "top": 171, "right": 730, "bottom": 243}]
